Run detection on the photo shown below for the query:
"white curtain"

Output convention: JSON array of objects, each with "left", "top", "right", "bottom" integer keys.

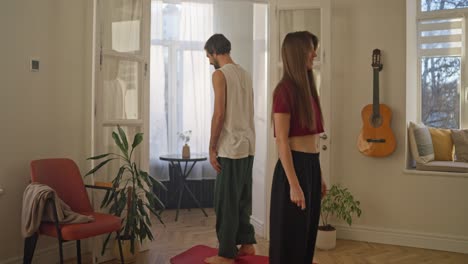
[{"left": 150, "top": 0, "right": 215, "bottom": 180}]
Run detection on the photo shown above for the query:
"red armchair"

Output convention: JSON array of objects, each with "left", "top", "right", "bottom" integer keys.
[{"left": 23, "top": 158, "right": 124, "bottom": 264}]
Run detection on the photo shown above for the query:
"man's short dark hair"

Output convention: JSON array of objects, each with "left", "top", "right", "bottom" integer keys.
[{"left": 204, "top": 34, "right": 231, "bottom": 55}]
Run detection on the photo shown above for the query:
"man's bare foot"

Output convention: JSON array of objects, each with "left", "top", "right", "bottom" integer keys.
[
  {"left": 204, "top": 255, "right": 235, "bottom": 264},
  {"left": 238, "top": 244, "right": 256, "bottom": 256}
]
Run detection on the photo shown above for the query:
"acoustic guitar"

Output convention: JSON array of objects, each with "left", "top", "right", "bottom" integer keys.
[{"left": 357, "top": 49, "right": 396, "bottom": 157}]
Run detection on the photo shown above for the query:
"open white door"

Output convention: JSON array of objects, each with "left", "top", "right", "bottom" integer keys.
[
  {"left": 266, "top": 0, "right": 332, "bottom": 240},
  {"left": 92, "top": 0, "right": 150, "bottom": 262}
]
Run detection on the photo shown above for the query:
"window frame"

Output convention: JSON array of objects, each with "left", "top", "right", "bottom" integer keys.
[
  {"left": 405, "top": 0, "right": 468, "bottom": 172},
  {"left": 416, "top": 0, "right": 468, "bottom": 129}
]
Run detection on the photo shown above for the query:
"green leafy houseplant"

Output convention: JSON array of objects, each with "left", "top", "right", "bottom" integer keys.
[
  {"left": 85, "top": 125, "right": 167, "bottom": 255},
  {"left": 320, "top": 184, "right": 362, "bottom": 231}
]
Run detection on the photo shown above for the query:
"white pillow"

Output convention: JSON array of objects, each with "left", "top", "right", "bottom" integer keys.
[{"left": 408, "top": 122, "right": 434, "bottom": 163}]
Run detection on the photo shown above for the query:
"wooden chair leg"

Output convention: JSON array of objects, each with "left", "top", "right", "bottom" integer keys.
[
  {"left": 116, "top": 232, "right": 124, "bottom": 264},
  {"left": 23, "top": 233, "right": 38, "bottom": 264},
  {"left": 76, "top": 240, "right": 82, "bottom": 264}
]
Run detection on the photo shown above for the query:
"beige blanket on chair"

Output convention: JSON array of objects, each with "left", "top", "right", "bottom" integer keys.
[{"left": 21, "top": 183, "right": 94, "bottom": 238}]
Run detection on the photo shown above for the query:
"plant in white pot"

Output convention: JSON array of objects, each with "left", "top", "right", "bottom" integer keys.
[
  {"left": 86, "top": 126, "right": 167, "bottom": 263},
  {"left": 317, "top": 184, "right": 362, "bottom": 250}
]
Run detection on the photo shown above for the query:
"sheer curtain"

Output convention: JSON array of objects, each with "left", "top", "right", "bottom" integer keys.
[
  {"left": 150, "top": 0, "right": 215, "bottom": 180},
  {"left": 149, "top": 0, "right": 267, "bottom": 181}
]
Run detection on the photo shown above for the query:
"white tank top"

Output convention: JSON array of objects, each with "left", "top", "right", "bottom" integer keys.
[{"left": 217, "top": 64, "right": 255, "bottom": 159}]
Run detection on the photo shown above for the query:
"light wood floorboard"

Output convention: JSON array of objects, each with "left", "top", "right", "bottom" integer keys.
[{"left": 66, "top": 209, "right": 467, "bottom": 264}]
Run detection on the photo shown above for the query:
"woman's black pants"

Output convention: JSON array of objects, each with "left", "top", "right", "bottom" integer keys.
[{"left": 269, "top": 151, "right": 322, "bottom": 264}]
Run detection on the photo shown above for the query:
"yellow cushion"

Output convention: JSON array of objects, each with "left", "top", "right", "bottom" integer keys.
[{"left": 428, "top": 127, "right": 453, "bottom": 161}]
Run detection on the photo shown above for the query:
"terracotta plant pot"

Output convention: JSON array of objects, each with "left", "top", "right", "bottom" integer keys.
[
  {"left": 316, "top": 227, "right": 336, "bottom": 250},
  {"left": 113, "top": 239, "right": 139, "bottom": 263}
]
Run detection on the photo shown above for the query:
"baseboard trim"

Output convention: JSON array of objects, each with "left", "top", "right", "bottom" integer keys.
[
  {"left": 250, "top": 216, "right": 265, "bottom": 238},
  {"left": 1, "top": 241, "right": 86, "bottom": 264},
  {"left": 335, "top": 224, "right": 468, "bottom": 254},
  {"left": 5, "top": 224, "right": 464, "bottom": 263}
]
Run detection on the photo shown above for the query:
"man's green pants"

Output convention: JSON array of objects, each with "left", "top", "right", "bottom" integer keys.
[{"left": 214, "top": 155, "right": 256, "bottom": 259}]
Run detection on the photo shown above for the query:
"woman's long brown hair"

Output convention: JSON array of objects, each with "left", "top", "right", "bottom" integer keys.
[{"left": 272, "top": 31, "right": 323, "bottom": 130}]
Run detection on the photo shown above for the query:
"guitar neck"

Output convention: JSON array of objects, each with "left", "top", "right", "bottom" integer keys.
[{"left": 372, "top": 68, "right": 380, "bottom": 116}]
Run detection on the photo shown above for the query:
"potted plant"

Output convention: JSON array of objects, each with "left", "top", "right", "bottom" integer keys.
[
  {"left": 317, "top": 184, "right": 362, "bottom": 250},
  {"left": 177, "top": 130, "right": 192, "bottom": 158},
  {"left": 86, "top": 125, "right": 167, "bottom": 262}
]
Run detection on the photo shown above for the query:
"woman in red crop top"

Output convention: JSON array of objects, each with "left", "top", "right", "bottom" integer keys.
[{"left": 269, "top": 31, "right": 327, "bottom": 264}]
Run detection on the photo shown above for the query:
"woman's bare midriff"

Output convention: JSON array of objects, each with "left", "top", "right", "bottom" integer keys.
[{"left": 288, "top": 134, "right": 320, "bottom": 153}]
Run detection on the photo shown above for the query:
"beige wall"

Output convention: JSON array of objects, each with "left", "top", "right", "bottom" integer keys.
[
  {"left": 0, "top": 0, "right": 92, "bottom": 261},
  {"left": 331, "top": 0, "right": 468, "bottom": 239}
]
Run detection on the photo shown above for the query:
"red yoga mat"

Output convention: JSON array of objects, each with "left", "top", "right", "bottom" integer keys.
[{"left": 170, "top": 245, "right": 269, "bottom": 264}]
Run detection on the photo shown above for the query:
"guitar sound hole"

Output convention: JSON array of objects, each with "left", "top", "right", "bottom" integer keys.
[{"left": 369, "top": 115, "right": 383, "bottom": 128}]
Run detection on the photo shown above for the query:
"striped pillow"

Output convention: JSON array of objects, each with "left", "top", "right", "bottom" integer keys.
[{"left": 408, "top": 122, "right": 434, "bottom": 164}]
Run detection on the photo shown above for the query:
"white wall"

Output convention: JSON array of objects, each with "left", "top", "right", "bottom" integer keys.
[
  {"left": 213, "top": 1, "right": 267, "bottom": 235},
  {"left": 213, "top": 1, "right": 254, "bottom": 74},
  {"left": 251, "top": 3, "right": 268, "bottom": 236},
  {"left": 0, "top": 0, "right": 92, "bottom": 262},
  {"left": 331, "top": 0, "right": 468, "bottom": 252}
]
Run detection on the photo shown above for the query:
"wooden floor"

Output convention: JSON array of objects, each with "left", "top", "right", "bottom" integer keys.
[{"left": 92, "top": 208, "right": 468, "bottom": 264}]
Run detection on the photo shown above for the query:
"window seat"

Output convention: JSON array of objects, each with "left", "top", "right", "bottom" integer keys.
[
  {"left": 403, "top": 168, "right": 468, "bottom": 178},
  {"left": 415, "top": 161, "right": 468, "bottom": 173},
  {"left": 406, "top": 122, "right": 468, "bottom": 175}
]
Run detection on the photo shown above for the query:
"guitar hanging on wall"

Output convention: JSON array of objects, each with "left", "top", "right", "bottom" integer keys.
[{"left": 357, "top": 49, "right": 396, "bottom": 157}]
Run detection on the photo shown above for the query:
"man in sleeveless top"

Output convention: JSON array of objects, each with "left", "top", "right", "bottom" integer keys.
[{"left": 203, "top": 34, "right": 256, "bottom": 264}]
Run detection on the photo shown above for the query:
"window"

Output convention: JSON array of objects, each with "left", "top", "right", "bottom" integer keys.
[
  {"left": 417, "top": 0, "right": 468, "bottom": 129},
  {"left": 151, "top": 1, "right": 213, "bottom": 153},
  {"left": 421, "top": 0, "right": 468, "bottom": 12},
  {"left": 418, "top": 18, "right": 461, "bottom": 128},
  {"left": 405, "top": 0, "right": 468, "bottom": 172},
  {"left": 150, "top": 0, "right": 214, "bottom": 180}
]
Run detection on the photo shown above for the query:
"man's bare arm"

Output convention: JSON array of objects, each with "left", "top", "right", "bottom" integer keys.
[{"left": 209, "top": 70, "right": 226, "bottom": 172}]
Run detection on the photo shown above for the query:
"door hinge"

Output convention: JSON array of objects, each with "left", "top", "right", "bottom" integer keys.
[{"left": 144, "top": 63, "right": 148, "bottom": 77}]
